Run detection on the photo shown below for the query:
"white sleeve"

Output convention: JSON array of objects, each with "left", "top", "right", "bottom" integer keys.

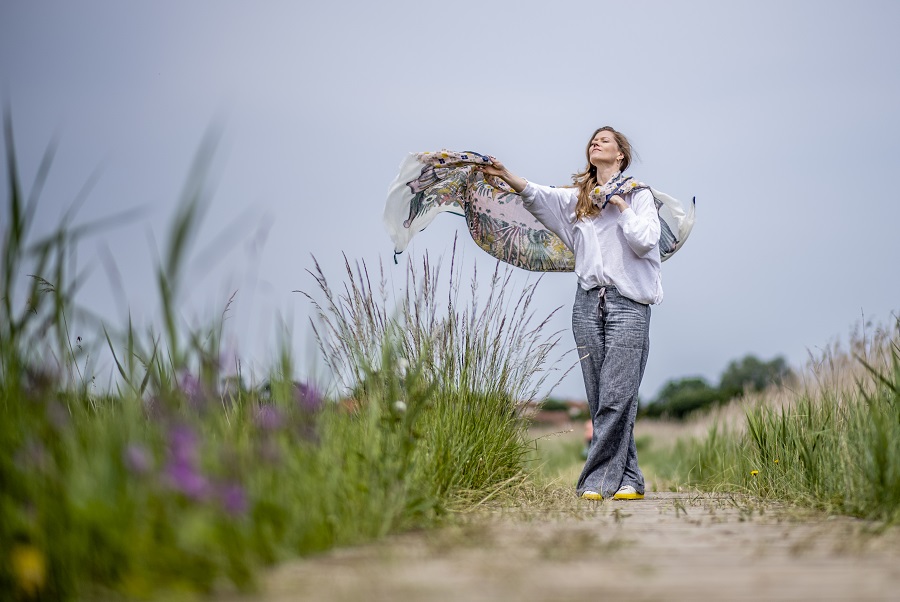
[
  {"left": 520, "top": 182, "right": 576, "bottom": 245},
  {"left": 617, "top": 188, "right": 661, "bottom": 258}
]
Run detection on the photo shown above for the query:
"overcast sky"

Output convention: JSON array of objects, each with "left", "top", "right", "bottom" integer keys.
[{"left": 2, "top": 1, "right": 899, "bottom": 401}]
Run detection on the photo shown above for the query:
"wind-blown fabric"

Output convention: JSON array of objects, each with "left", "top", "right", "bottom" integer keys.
[{"left": 384, "top": 150, "right": 694, "bottom": 271}]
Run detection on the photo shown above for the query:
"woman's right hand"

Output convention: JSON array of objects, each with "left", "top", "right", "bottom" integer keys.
[
  {"left": 474, "top": 156, "right": 528, "bottom": 193},
  {"left": 477, "top": 156, "right": 507, "bottom": 178}
]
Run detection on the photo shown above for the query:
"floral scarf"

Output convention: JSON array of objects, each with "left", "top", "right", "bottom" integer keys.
[
  {"left": 384, "top": 150, "right": 694, "bottom": 271},
  {"left": 586, "top": 172, "right": 689, "bottom": 259}
]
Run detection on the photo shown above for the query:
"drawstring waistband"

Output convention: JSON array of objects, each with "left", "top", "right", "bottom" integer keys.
[{"left": 597, "top": 286, "right": 607, "bottom": 319}]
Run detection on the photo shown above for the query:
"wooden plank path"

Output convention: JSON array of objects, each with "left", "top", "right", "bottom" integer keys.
[{"left": 224, "top": 492, "right": 900, "bottom": 602}]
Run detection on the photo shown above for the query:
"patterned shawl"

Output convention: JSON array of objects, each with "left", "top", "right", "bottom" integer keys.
[{"left": 384, "top": 150, "right": 694, "bottom": 271}]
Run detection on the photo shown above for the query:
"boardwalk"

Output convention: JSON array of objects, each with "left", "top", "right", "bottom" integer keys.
[{"left": 227, "top": 492, "right": 900, "bottom": 602}]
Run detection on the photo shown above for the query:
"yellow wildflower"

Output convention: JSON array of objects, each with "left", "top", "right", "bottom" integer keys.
[
  {"left": 774, "top": 459, "right": 779, "bottom": 464},
  {"left": 750, "top": 470, "right": 759, "bottom": 476},
  {"left": 11, "top": 544, "right": 46, "bottom": 597}
]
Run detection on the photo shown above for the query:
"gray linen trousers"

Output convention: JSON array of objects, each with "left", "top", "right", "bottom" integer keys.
[{"left": 573, "top": 285, "right": 650, "bottom": 498}]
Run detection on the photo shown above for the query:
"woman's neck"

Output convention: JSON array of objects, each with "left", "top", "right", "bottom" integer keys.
[{"left": 595, "top": 163, "right": 620, "bottom": 186}]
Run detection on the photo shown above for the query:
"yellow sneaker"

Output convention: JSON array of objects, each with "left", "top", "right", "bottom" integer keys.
[
  {"left": 612, "top": 485, "right": 644, "bottom": 500},
  {"left": 581, "top": 490, "right": 603, "bottom": 501}
]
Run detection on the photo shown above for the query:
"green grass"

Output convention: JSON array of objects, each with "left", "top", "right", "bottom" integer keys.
[
  {"left": 524, "top": 423, "right": 697, "bottom": 495},
  {"left": 660, "top": 320, "right": 900, "bottom": 523},
  {"left": 0, "top": 115, "right": 565, "bottom": 600},
  {"left": 525, "top": 427, "right": 585, "bottom": 487}
]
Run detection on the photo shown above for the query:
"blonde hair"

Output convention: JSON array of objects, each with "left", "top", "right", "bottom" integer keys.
[{"left": 572, "top": 126, "right": 633, "bottom": 220}]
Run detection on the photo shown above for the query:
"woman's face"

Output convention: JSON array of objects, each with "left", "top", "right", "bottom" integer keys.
[{"left": 588, "top": 130, "right": 623, "bottom": 168}]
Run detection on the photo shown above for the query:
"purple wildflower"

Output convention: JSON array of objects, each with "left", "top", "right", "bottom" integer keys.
[
  {"left": 166, "top": 461, "right": 210, "bottom": 500},
  {"left": 255, "top": 404, "right": 283, "bottom": 431},
  {"left": 168, "top": 425, "right": 198, "bottom": 464},
  {"left": 294, "top": 381, "right": 323, "bottom": 413},
  {"left": 165, "top": 425, "right": 210, "bottom": 501},
  {"left": 178, "top": 372, "right": 209, "bottom": 409},
  {"left": 218, "top": 482, "right": 248, "bottom": 516},
  {"left": 124, "top": 444, "right": 153, "bottom": 475}
]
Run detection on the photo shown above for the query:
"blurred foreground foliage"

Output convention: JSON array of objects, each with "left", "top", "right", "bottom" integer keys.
[{"left": 0, "top": 116, "right": 560, "bottom": 600}]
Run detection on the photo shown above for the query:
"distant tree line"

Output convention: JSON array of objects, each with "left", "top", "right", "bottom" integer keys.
[{"left": 639, "top": 354, "right": 794, "bottom": 420}]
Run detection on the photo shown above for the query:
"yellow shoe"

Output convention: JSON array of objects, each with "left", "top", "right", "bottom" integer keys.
[
  {"left": 612, "top": 485, "right": 644, "bottom": 500},
  {"left": 581, "top": 490, "right": 603, "bottom": 501}
]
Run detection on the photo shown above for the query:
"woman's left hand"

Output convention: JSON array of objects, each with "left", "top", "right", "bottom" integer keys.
[{"left": 607, "top": 195, "right": 628, "bottom": 213}]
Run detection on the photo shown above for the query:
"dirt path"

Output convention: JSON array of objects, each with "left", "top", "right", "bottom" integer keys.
[{"left": 223, "top": 491, "right": 900, "bottom": 602}]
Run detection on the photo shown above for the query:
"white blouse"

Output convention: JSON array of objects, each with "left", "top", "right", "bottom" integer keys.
[{"left": 520, "top": 181, "right": 664, "bottom": 305}]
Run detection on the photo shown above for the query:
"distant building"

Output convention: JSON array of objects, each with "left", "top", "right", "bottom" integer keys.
[{"left": 520, "top": 398, "right": 588, "bottom": 425}]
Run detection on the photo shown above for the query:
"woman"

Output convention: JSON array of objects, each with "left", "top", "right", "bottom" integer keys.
[{"left": 476, "top": 126, "right": 660, "bottom": 501}]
